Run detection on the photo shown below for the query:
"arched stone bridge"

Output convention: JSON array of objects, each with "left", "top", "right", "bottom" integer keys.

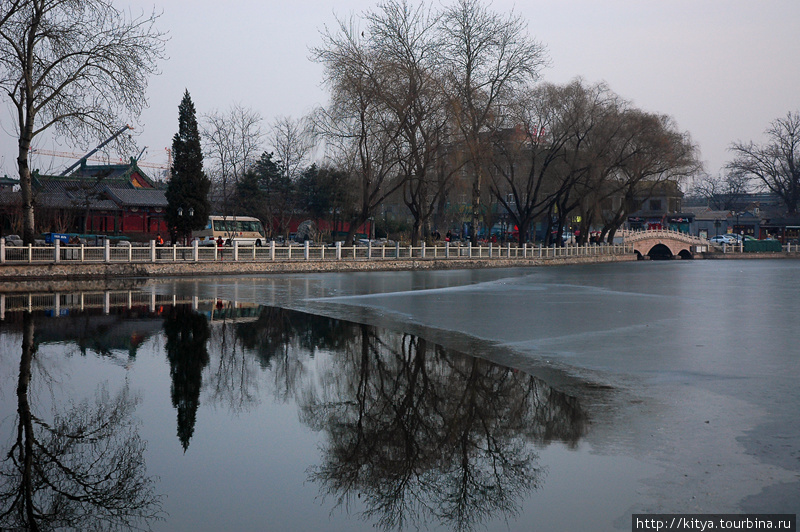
[{"left": 622, "top": 229, "right": 709, "bottom": 259}]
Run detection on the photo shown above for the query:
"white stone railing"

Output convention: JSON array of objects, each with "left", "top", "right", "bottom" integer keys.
[
  {"left": 0, "top": 239, "right": 634, "bottom": 265},
  {"left": 621, "top": 228, "right": 705, "bottom": 245}
]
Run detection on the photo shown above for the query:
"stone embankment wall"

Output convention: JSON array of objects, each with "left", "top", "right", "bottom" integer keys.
[
  {"left": 0, "top": 254, "right": 637, "bottom": 281},
  {"left": 699, "top": 251, "right": 800, "bottom": 260}
]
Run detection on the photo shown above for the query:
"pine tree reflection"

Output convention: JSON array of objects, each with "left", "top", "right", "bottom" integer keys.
[
  {"left": 300, "top": 324, "right": 588, "bottom": 531},
  {"left": 163, "top": 305, "right": 211, "bottom": 451},
  {"left": 0, "top": 313, "right": 162, "bottom": 530}
]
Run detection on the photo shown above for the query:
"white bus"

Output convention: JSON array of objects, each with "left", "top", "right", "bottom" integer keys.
[{"left": 192, "top": 215, "right": 266, "bottom": 246}]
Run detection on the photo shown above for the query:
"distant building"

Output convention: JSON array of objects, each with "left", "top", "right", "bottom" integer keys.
[
  {"left": 683, "top": 193, "right": 800, "bottom": 242},
  {"left": 625, "top": 180, "right": 693, "bottom": 231},
  {"left": 0, "top": 175, "right": 19, "bottom": 191}
]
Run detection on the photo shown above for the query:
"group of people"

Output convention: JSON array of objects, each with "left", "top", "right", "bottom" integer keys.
[
  {"left": 431, "top": 229, "right": 455, "bottom": 242},
  {"left": 154, "top": 233, "right": 227, "bottom": 260}
]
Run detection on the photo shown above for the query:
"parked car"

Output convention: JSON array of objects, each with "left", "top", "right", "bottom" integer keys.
[
  {"left": 3, "top": 234, "right": 22, "bottom": 246},
  {"left": 709, "top": 235, "right": 736, "bottom": 245},
  {"left": 727, "top": 234, "right": 755, "bottom": 244}
]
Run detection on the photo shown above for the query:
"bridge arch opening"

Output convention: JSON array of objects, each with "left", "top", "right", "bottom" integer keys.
[
  {"left": 677, "top": 249, "right": 693, "bottom": 260},
  {"left": 647, "top": 244, "right": 674, "bottom": 260}
]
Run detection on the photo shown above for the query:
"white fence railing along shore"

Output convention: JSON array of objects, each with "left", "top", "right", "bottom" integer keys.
[{"left": 0, "top": 239, "right": 634, "bottom": 265}]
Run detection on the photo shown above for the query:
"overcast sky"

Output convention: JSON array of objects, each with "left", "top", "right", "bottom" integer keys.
[{"left": 2, "top": 0, "right": 798, "bottom": 185}]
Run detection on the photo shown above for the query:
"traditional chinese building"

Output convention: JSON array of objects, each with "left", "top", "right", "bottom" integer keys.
[{"left": 0, "top": 158, "right": 168, "bottom": 239}]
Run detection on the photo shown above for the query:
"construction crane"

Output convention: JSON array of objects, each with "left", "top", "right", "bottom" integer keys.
[
  {"left": 29, "top": 127, "right": 170, "bottom": 177},
  {"left": 59, "top": 124, "right": 133, "bottom": 176},
  {"left": 30, "top": 146, "right": 170, "bottom": 175}
]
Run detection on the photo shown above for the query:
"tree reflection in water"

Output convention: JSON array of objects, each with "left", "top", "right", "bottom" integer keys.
[
  {"left": 0, "top": 313, "right": 162, "bottom": 530},
  {"left": 203, "top": 305, "right": 588, "bottom": 530},
  {"left": 291, "top": 320, "right": 588, "bottom": 531}
]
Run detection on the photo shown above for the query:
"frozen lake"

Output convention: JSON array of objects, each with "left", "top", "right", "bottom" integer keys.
[{"left": 0, "top": 259, "right": 797, "bottom": 530}]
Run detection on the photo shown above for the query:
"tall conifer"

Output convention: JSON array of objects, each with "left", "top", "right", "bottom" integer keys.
[{"left": 166, "top": 90, "right": 211, "bottom": 242}]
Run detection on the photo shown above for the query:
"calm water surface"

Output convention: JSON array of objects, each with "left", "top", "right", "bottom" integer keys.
[{"left": 0, "top": 260, "right": 797, "bottom": 531}]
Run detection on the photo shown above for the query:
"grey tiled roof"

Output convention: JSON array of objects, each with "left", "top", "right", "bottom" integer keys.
[
  {"left": 37, "top": 192, "right": 118, "bottom": 210},
  {"left": 0, "top": 177, "right": 166, "bottom": 211},
  {"left": 692, "top": 209, "right": 733, "bottom": 221},
  {"left": 105, "top": 187, "right": 167, "bottom": 207},
  {"left": 70, "top": 165, "right": 130, "bottom": 179}
]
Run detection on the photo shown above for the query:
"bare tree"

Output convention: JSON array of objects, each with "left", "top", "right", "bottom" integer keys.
[
  {"left": 487, "top": 80, "right": 623, "bottom": 245},
  {"left": 689, "top": 171, "right": 750, "bottom": 210},
  {"left": 0, "top": 0, "right": 166, "bottom": 243},
  {"left": 438, "top": 0, "right": 548, "bottom": 243},
  {"left": 364, "top": 0, "right": 456, "bottom": 245},
  {"left": 487, "top": 79, "right": 699, "bottom": 245},
  {"left": 269, "top": 115, "right": 312, "bottom": 183},
  {"left": 203, "top": 104, "right": 264, "bottom": 217},
  {"left": 312, "top": 14, "right": 406, "bottom": 245},
  {"left": 728, "top": 111, "right": 800, "bottom": 214},
  {"left": 596, "top": 111, "right": 699, "bottom": 242},
  {"left": 0, "top": 1, "right": 22, "bottom": 29}
]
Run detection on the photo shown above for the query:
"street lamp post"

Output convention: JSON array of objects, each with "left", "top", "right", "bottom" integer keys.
[{"left": 177, "top": 206, "right": 194, "bottom": 245}]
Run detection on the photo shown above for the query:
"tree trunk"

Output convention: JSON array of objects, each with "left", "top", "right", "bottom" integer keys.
[
  {"left": 411, "top": 218, "right": 423, "bottom": 246},
  {"left": 17, "top": 139, "right": 35, "bottom": 245},
  {"left": 470, "top": 174, "right": 481, "bottom": 245},
  {"left": 344, "top": 215, "right": 367, "bottom": 246},
  {"left": 516, "top": 217, "right": 529, "bottom": 247}
]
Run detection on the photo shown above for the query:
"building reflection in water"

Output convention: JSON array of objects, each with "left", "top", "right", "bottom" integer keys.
[{"left": 0, "top": 289, "right": 590, "bottom": 531}]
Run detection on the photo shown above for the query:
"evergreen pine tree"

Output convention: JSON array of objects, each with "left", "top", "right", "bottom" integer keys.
[{"left": 166, "top": 90, "right": 211, "bottom": 242}]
